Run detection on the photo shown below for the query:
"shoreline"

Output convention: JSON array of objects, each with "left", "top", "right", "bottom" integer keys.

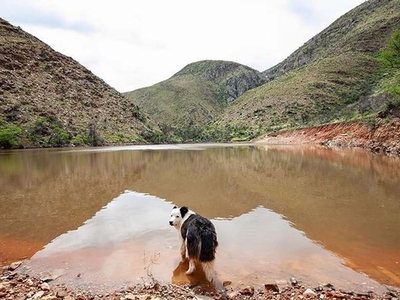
[
  {"left": 1, "top": 262, "right": 399, "bottom": 300},
  {"left": 255, "top": 118, "right": 400, "bottom": 156}
]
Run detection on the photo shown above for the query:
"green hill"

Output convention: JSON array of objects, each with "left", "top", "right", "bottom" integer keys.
[
  {"left": 215, "top": 0, "right": 400, "bottom": 135},
  {"left": 0, "top": 18, "right": 158, "bottom": 148},
  {"left": 124, "top": 60, "right": 265, "bottom": 138}
]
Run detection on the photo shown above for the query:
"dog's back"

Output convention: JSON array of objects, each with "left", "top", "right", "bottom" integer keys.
[{"left": 181, "top": 214, "right": 218, "bottom": 262}]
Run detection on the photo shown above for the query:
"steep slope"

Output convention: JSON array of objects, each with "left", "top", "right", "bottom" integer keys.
[
  {"left": 216, "top": 0, "right": 400, "bottom": 134},
  {"left": 0, "top": 18, "right": 157, "bottom": 148},
  {"left": 124, "top": 60, "right": 265, "bottom": 130}
]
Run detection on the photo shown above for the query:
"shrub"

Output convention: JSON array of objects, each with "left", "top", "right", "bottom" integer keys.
[
  {"left": 48, "top": 126, "right": 71, "bottom": 146},
  {"left": 0, "top": 124, "right": 23, "bottom": 149},
  {"left": 71, "top": 134, "right": 88, "bottom": 146}
]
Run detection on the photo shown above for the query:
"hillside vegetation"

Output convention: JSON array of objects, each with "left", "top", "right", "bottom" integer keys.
[
  {"left": 124, "top": 60, "right": 265, "bottom": 141},
  {"left": 0, "top": 18, "right": 158, "bottom": 148}
]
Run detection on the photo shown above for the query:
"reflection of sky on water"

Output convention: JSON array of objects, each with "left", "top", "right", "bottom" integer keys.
[
  {"left": 27, "top": 191, "right": 385, "bottom": 293},
  {"left": 34, "top": 191, "right": 173, "bottom": 254}
]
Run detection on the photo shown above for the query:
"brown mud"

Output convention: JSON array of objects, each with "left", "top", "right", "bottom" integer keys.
[{"left": 257, "top": 118, "right": 400, "bottom": 155}]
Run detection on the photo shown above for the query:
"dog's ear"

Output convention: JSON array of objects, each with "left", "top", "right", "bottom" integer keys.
[
  {"left": 173, "top": 205, "right": 177, "bottom": 209},
  {"left": 180, "top": 206, "right": 189, "bottom": 218}
]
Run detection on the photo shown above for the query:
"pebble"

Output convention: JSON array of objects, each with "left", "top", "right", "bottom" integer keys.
[
  {"left": 303, "top": 288, "right": 317, "bottom": 297},
  {"left": 56, "top": 290, "right": 68, "bottom": 297},
  {"left": 124, "top": 293, "right": 136, "bottom": 300},
  {"left": 31, "top": 290, "right": 45, "bottom": 299},
  {"left": 41, "top": 295, "right": 58, "bottom": 300},
  {"left": 40, "top": 282, "right": 50, "bottom": 291},
  {"left": 26, "top": 279, "right": 34, "bottom": 286},
  {"left": 290, "top": 277, "right": 298, "bottom": 286},
  {"left": 228, "top": 291, "right": 239, "bottom": 299},
  {"left": 239, "top": 286, "right": 255, "bottom": 296}
]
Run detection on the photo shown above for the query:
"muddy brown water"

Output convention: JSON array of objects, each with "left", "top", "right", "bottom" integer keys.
[{"left": 0, "top": 144, "right": 399, "bottom": 293}]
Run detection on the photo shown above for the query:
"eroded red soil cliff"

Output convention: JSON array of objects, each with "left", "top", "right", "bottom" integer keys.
[{"left": 258, "top": 118, "right": 400, "bottom": 155}]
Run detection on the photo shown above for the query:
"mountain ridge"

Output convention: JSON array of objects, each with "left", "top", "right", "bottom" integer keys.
[
  {"left": 262, "top": 0, "right": 400, "bottom": 81},
  {"left": 0, "top": 18, "right": 158, "bottom": 148},
  {"left": 214, "top": 0, "right": 400, "bottom": 135},
  {"left": 124, "top": 60, "right": 265, "bottom": 133}
]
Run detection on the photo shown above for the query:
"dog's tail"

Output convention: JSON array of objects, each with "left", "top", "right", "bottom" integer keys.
[{"left": 199, "top": 228, "right": 218, "bottom": 262}]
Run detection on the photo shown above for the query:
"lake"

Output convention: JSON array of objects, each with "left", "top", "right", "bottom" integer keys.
[{"left": 0, "top": 144, "right": 399, "bottom": 293}]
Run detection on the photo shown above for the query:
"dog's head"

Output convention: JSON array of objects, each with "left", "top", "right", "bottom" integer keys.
[{"left": 169, "top": 206, "right": 189, "bottom": 228}]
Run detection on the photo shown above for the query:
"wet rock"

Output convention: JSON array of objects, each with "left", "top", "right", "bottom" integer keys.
[
  {"left": 9, "top": 261, "right": 22, "bottom": 270},
  {"left": 315, "top": 285, "right": 323, "bottom": 292},
  {"left": 239, "top": 286, "right": 254, "bottom": 296},
  {"left": 290, "top": 277, "right": 298, "bottom": 286},
  {"left": 264, "top": 283, "right": 280, "bottom": 293},
  {"left": 223, "top": 280, "right": 232, "bottom": 287},
  {"left": 322, "top": 283, "right": 335, "bottom": 291},
  {"left": 39, "top": 270, "right": 64, "bottom": 282}
]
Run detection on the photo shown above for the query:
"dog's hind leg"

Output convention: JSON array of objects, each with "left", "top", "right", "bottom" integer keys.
[
  {"left": 186, "top": 258, "right": 196, "bottom": 275},
  {"left": 202, "top": 261, "right": 214, "bottom": 282},
  {"left": 180, "top": 238, "right": 186, "bottom": 261}
]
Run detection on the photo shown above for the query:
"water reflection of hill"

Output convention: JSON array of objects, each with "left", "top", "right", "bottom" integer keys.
[{"left": 0, "top": 145, "right": 399, "bottom": 287}]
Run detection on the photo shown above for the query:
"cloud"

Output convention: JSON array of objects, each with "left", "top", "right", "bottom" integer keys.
[
  {"left": 285, "top": 0, "right": 365, "bottom": 26},
  {"left": 1, "top": 0, "right": 93, "bottom": 33},
  {"left": 2, "top": 0, "right": 365, "bottom": 92}
]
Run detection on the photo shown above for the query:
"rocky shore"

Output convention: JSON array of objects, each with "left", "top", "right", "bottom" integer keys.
[
  {"left": 257, "top": 118, "right": 400, "bottom": 156},
  {"left": 1, "top": 262, "right": 399, "bottom": 300}
]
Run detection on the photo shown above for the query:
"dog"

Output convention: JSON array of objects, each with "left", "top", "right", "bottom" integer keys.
[{"left": 169, "top": 205, "right": 218, "bottom": 282}]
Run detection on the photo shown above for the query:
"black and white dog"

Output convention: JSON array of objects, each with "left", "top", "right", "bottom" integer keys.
[{"left": 169, "top": 206, "right": 218, "bottom": 282}]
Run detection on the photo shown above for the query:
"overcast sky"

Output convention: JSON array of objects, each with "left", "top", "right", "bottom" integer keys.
[{"left": 2, "top": 0, "right": 365, "bottom": 92}]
